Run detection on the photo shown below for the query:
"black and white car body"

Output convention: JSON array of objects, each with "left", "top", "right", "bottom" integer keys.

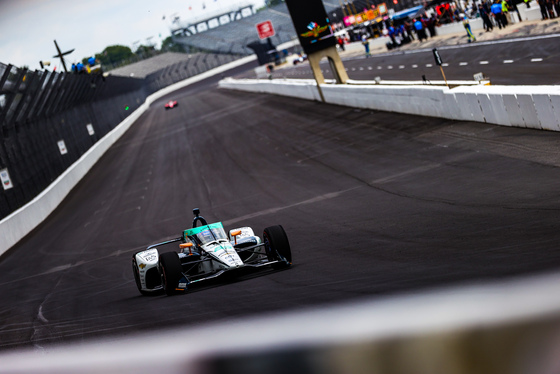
[{"left": 132, "top": 209, "right": 292, "bottom": 296}]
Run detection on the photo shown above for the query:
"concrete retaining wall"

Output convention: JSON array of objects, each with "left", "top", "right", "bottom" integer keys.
[
  {"left": 219, "top": 78, "right": 560, "bottom": 131},
  {"left": 3, "top": 269, "right": 560, "bottom": 373}
]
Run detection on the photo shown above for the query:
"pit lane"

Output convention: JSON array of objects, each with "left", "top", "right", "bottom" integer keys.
[
  {"left": 261, "top": 35, "right": 560, "bottom": 85},
  {"left": 2, "top": 61, "right": 560, "bottom": 349}
]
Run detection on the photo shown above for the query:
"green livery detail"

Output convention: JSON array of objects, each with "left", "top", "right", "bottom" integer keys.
[{"left": 183, "top": 222, "right": 223, "bottom": 238}]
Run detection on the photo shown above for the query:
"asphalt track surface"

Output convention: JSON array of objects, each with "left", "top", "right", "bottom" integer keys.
[
  {"left": 3, "top": 55, "right": 560, "bottom": 350},
  {"left": 264, "top": 35, "right": 560, "bottom": 85}
]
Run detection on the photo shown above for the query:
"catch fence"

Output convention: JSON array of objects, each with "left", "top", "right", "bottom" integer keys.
[{"left": 0, "top": 53, "right": 240, "bottom": 220}]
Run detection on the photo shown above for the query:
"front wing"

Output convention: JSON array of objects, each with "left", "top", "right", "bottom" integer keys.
[{"left": 175, "top": 242, "right": 284, "bottom": 291}]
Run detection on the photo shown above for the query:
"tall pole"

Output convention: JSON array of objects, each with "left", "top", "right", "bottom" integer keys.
[
  {"left": 439, "top": 66, "right": 449, "bottom": 87},
  {"left": 52, "top": 40, "right": 74, "bottom": 73}
]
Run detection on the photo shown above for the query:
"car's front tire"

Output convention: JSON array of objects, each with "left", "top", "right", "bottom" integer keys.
[
  {"left": 159, "top": 252, "right": 183, "bottom": 296},
  {"left": 263, "top": 225, "right": 292, "bottom": 269}
]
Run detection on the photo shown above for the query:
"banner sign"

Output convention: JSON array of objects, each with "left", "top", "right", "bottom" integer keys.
[
  {"left": 343, "top": 3, "right": 388, "bottom": 26},
  {"left": 256, "top": 20, "right": 275, "bottom": 39},
  {"left": 285, "top": 0, "right": 336, "bottom": 55},
  {"left": 1, "top": 168, "right": 13, "bottom": 190},
  {"left": 58, "top": 140, "right": 68, "bottom": 155}
]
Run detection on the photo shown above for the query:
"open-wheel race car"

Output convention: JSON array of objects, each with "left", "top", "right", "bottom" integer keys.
[
  {"left": 164, "top": 100, "right": 178, "bottom": 109},
  {"left": 132, "top": 209, "right": 292, "bottom": 296}
]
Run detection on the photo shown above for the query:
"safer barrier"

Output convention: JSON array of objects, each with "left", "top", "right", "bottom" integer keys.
[{"left": 218, "top": 78, "right": 560, "bottom": 131}]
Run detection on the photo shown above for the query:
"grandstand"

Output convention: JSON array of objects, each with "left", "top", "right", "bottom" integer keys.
[
  {"left": 172, "top": 2, "right": 342, "bottom": 56},
  {"left": 170, "top": 0, "right": 417, "bottom": 57},
  {"left": 107, "top": 52, "right": 239, "bottom": 79},
  {"left": 170, "top": 1, "right": 412, "bottom": 56}
]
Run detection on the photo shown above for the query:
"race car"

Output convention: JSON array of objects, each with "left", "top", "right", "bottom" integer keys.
[
  {"left": 132, "top": 208, "right": 292, "bottom": 296},
  {"left": 164, "top": 100, "right": 178, "bottom": 109},
  {"left": 292, "top": 54, "right": 308, "bottom": 65}
]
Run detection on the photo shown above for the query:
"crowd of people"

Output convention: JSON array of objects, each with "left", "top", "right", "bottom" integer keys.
[
  {"left": 71, "top": 57, "right": 98, "bottom": 74},
  {"left": 380, "top": 0, "right": 547, "bottom": 50},
  {"left": 339, "top": 0, "right": 556, "bottom": 54},
  {"left": 536, "top": 0, "right": 560, "bottom": 19},
  {"left": 474, "top": 0, "right": 524, "bottom": 31},
  {"left": 382, "top": 15, "right": 439, "bottom": 49}
]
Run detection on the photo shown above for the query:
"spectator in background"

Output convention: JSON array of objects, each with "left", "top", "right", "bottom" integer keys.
[
  {"left": 482, "top": 0, "right": 493, "bottom": 15},
  {"left": 491, "top": 0, "right": 506, "bottom": 28},
  {"left": 555, "top": 0, "right": 560, "bottom": 18},
  {"left": 546, "top": 0, "right": 556, "bottom": 18},
  {"left": 399, "top": 23, "right": 411, "bottom": 44},
  {"left": 506, "top": 0, "right": 523, "bottom": 21},
  {"left": 427, "top": 15, "right": 437, "bottom": 37},
  {"left": 479, "top": 3, "right": 494, "bottom": 31},
  {"left": 453, "top": 7, "right": 461, "bottom": 21},
  {"left": 501, "top": 0, "right": 510, "bottom": 26},
  {"left": 413, "top": 18, "right": 427, "bottom": 41},
  {"left": 337, "top": 36, "right": 346, "bottom": 51},
  {"left": 538, "top": 0, "right": 549, "bottom": 19},
  {"left": 76, "top": 61, "right": 85, "bottom": 74},
  {"left": 361, "top": 34, "right": 371, "bottom": 57},
  {"left": 388, "top": 23, "right": 397, "bottom": 46},
  {"left": 404, "top": 20, "right": 415, "bottom": 40},
  {"left": 462, "top": 14, "right": 476, "bottom": 42}
]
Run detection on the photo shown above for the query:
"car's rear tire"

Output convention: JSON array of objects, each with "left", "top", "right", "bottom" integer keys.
[
  {"left": 132, "top": 257, "right": 151, "bottom": 296},
  {"left": 263, "top": 225, "right": 292, "bottom": 269},
  {"left": 159, "top": 252, "right": 183, "bottom": 296}
]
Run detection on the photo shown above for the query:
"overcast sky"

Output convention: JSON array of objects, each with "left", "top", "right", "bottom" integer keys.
[{"left": 0, "top": 0, "right": 266, "bottom": 70}]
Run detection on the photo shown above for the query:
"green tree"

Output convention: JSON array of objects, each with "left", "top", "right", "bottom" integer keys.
[{"left": 95, "top": 45, "right": 134, "bottom": 66}]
